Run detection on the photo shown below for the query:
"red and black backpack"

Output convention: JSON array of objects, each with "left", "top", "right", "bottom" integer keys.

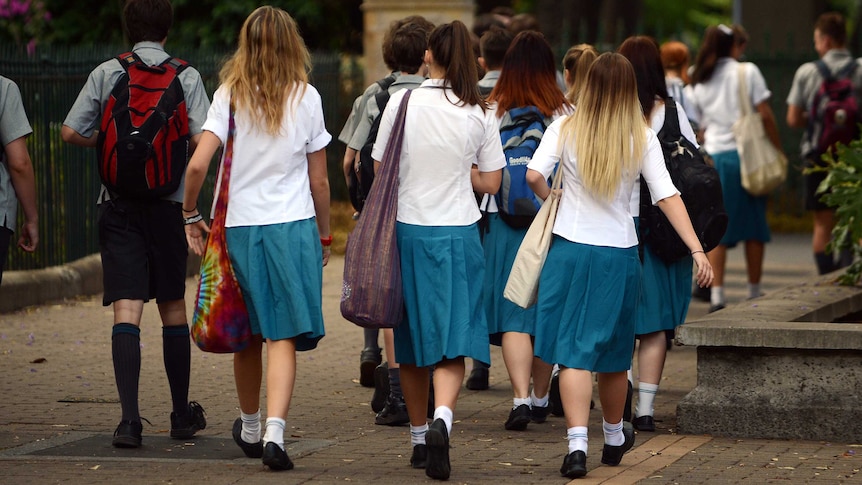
[{"left": 97, "top": 52, "right": 190, "bottom": 199}]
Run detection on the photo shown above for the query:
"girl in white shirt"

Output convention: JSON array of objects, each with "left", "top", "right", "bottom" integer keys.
[
  {"left": 688, "top": 25, "right": 783, "bottom": 311},
  {"left": 481, "top": 30, "right": 570, "bottom": 432},
  {"left": 182, "top": 6, "right": 331, "bottom": 471},
  {"left": 371, "top": 20, "right": 504, "bottom": 481},
  {"left": 526, "top": 53, "right": 713, "bottom": 479}
]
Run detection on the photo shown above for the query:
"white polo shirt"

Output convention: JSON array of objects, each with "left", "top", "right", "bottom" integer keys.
[
  {"left": 203, "top": 84, "right": 332, "bottom": 227},
  {"left": 528, "top": 116, "right": 678, "bottom": 248},
  {"left": 371, "top": 79, "right": 506, "bottom": 226},
  {"left": 688, "top": 58, "right": 772, "bottom": 154}
]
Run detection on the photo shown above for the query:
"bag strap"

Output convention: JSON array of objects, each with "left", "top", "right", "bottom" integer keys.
[
  {"left": 375, "top": 89, "right": 412, "bottom": 185},
  {"left": 212, "top": 99, "right": 236, "bottom": 226},
  {"left": 662, "top": 97, "right": 682, "bottom": 139},
  {"left": 737, "top": 63, "right": 752, "bottom": 117}
]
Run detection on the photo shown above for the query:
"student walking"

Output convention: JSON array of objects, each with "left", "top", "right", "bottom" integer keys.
[
  {"left": 182, "top": 6, "right": 331, "bottom": 471},
  {"left": 526, "top": 53, "right": 713, "bottom": 479},
  {"left": 61, "top": 0, "right": 210, "bottom": 449},
  {"left": 370, "top": 20, "right": 505, "bottom": 481}
]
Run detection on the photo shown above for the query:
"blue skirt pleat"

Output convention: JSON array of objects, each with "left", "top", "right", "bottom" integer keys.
[
  {"left": 533, "top": 237, "right": 640, "bottom": 373},
  {"left": 395, "top": 222, "right": 491, "bottom": 367},
  {"left": 482, "top": 214, "right": 538, "bottom": 345},
  {"left": 712, "top": 150, "right": 771, "bottom": 247},
  {"left": 225, "top": 218, "right": 325, "bottom": 351}
]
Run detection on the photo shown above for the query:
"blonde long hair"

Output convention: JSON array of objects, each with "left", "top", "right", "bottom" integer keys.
[
  {"left": 219, "top": 6, "right": 310, "bottom": 135},
  {"left": 562, "top": 43, "right": 598, "bottom": 105},
  {"left": 559, "top": 53, "right": 646, "bottom": 202}
]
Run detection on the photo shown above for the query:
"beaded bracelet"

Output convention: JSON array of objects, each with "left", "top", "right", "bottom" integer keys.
[
  {"left": 183, "top": 213, "right": 203, "bottom": 225},
  {"left": 691, "top": 250, "right": 705, "bottom": 255},
  {"left": 320, "top": 234, "right": 333, "bottom": 247}
]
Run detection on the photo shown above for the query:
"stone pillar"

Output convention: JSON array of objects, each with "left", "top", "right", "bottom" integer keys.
[{"left": 361, "top": 0, "right": 474, "bottom": 87}]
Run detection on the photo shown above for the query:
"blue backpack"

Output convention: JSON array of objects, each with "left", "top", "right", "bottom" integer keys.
[{"left": 495, "top": 106, "right": 551, "bottom": 228}]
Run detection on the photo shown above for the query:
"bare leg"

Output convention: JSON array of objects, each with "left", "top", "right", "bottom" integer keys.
[
  {"left": 234, "top": 335, "right": 264, "bottom": 413},
  {"left": 636, "top": 331, "right": 667, "bottom": 386},
  {"left": 432, "top": 357, "right": 465, "bottom": 410},
  {"left": 744, "top": 240, "right": 764, "bottom": 284},
  {"left": 502, "top": 332, "right": 533, "bottom": 399},
  {"left": 400, "top": 363, "right": 431, "bottom": 426},
  {"left": 596, "top": 371, "right": 629, "bottom": 424},
  {"left": 707, "top": 244, "right": 727, "bottom": 288},
  {"left": 265, "top": 338, "right": 297, "bottom": 419},
  {"left": 560, "top": 368, "right": 593, "bottom": 428},
  {"left": 531, "top": 357, "right": 554, "bottom": 398}
]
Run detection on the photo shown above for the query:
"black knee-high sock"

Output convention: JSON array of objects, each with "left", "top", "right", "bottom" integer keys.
[
  {"left": 112, "top": 323, "right": 141, "bottom": 422},
  {"left": 388, "top": 366, "right": 402, "bottom": 398},
  {"left": 163, "top": 325, "right": 191, "bottom": 416},
  {"left": 815, "top": 251, "right": 836, "bottom": 275},
  {"left": 363, "top": 328, "right": 380, "bottom": 350}
]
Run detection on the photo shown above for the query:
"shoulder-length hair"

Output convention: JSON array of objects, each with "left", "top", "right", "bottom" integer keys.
[
  {"left": 489, "top": 31, "right": 569, "bottom": 117},
  {"left": 660, "top": 41, "right": 690, "bottom": 84},
  {"left": 691, "top": 25, "right": 735, "bottom": 85},
  {"left": 428, "top": 20, "right": 486, "bottom": 110},
  {"left": 562, "top": 43, "right": 598, "bottom": 105},
  {"left": 559, "top": 53, "right": 645, "bottom": 202},
  {"left": 219, "top": 6, "right": 310, "bottom": 135},
  {"left": 618, "top": 36, "right": 668, "bottom": 120}
]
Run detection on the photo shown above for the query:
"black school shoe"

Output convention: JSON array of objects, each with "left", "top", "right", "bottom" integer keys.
[
  {"left": 504, "top": 404, "right": 531, "bottom": 431},
  {"left": 360, "top": 347, "right": 382, "bottom": 388},
  {"left": 549, "top": 370, "right": 563, "bottom": 416},
  {"left": 232, "top": 418, "right": 264, "bottom": 458},
  {"left": 410, "top": 444, "right": 428, "bottom": 469},
  {"left": 170, "top": 401, "right": 207, "bottom": 439},
  {"left": 601, "top": 422, "right": 635, "bottom": 466},
  {"left": 633, "top": 415, "right": 656, "bottom": 432},
  {"left": 531, "top": 404, "right": 550, "bottom": 423},
  {"left": 465, "top": 367, "right": 489, "bottom": 390},
  {"left": 425, "top": 418, "right": 451, "bottom": 480},
  {"left": 112, "top": 419, "right": 143, "bottom": 448},
  {"left": 371, "top": 362, "right": 390, "bottom": 413},
  {"left": 262, "top": 442, "right": 294, "bottom": 471},
  {"left": 375, "top": 394, "right": 410, "bottom": 426},
  {"left": 560, "top": 450, "right": 587, "bottom": 478}
]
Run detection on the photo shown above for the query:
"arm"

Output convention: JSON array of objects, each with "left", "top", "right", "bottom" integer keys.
[
  {"left": 5, "top": 137, "right": 37, "bottom": 252},
  {"left": 342, "top": 146, "right": 357, "bottom": 184},
  {"left": 182, "top": 130, "right": 221, "bottom": 256},
  {"left": 526, "top": 168, "right": 551, "bottom": 201},
  {"left": 307, "top": 148, "right": 331, "bottom": 266},
  {"left": 471, "top": 165, "right": 502, "bottom": 194},
  {"left": 786, "top": 104, "right": 807, "bottom": 129},
  {"left": 655, "top": 194, "right": 714, "bottom": 288},
  {"left": 757, "top": 101, "right": 784, "bottom": 151},
  {"left": 60, "top": 125, "right": 97, "bottom": 147}
]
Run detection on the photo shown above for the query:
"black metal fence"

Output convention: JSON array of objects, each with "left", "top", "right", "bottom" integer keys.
[{"left": 1, "top": 45, "right": 361, "bottom": 271}]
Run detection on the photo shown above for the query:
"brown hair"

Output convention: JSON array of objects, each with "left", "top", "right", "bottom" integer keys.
[
  {"left": 428, "top": 21, "right": 485, "bottom": 110},
  {"left": 660, "top": 40, "right": 690, "bottom": 84},
  {"left": 691, "top": 25, "right": 735, "bottom": 85},
  {"left": 123, "top": 0, "right": 172, "bottom": 44},
  {"left": 390, "top": 23, "right": 430, "bottom": 74},
  {"left": 815, "top": 12, "right": 846, "bottom": 46},
  {"left": 618, "top": 36, "right": 668, "bottom": 119},
  {"left": 383, "top": 16, "right": 435, "bottom": 70},
  {"left": 489, "top": 31, "right": 568, "bottom": 117},
  {"left": 480, "top": 26, "right": 514, "bottom": 71}
]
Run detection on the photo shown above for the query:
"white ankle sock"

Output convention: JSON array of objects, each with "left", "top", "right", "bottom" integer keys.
[
  {"left": 241, "top": 410, "right": 261, "bottom": 443},
  {"left": 747, "top": 283, "right": 761, "bottom": 299},
  {"left": 513, "top": 397, "right": 531, "bottom": 409},
  {"left": 635, "top": 382, "right": 658, "bottom": 418},
  {"left": 603, "top": 419, "right": 624, "bottom": 446},
  {"left": 566, "top": 426, "right": 588, "bottom": 454},
  {"left": 710, "top": 286, "right": 725, "bottom": 306},
  {"left": 410, "top": 423, "right": 428, "bottom": 446},
  {"left": 262, "top": 417, "right": 286, "bottom": 449},
  {"left": 432, "top": 406, "right": 453, "bottom": 435},
  {"left": 530, "top": 390, "right": 549, "bottom": 408}
]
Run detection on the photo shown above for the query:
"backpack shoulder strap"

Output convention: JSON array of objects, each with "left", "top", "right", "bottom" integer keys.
[
  {"left": 376, "top": 74, "right": 397, "bottom": 92},
  {"left": 815, "top": 59, "right": 833, "bottom": 82},
  {"left": 374, "top": 89, "right": 391, "bottom": 115},
  {"left": 116, "top": 52, "right": 141, "bottom": 73},
  {"left": 163, "top": 56, "right": 190, "bottom": 74},
  {"left": 836, "top": 59, "right": 858, "bottom": 79},
  {"left": 661, "top": 97, "right": 682, "bottom": 140}
]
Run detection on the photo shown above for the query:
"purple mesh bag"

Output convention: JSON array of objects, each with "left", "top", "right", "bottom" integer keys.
[{"left": 340, "top": 90, "right": 412, "bottom": 328}]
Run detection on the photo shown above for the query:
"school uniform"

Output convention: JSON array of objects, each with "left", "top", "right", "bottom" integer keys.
[
  {"left": 202, "top": 84, "right": 331, "bottom": 349},
  {"left": 371, "top": 79, "right": 506, "bottom": 367},
  {"left": 688, "top": 57, "right": 771, "bottom": 247},
  {"left": 527, "top": 116, "right": 678, "bottom": 372},
  {"left": 631, "top": 101, "right": 698, "bottom": 335},
  {"left": 0, "top": 76, "right": 32, "bottom": 283}
]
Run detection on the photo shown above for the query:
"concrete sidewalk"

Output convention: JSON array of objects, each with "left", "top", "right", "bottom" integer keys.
[{"left": 1, "top": 233, "right": 860, "bottom": 484}]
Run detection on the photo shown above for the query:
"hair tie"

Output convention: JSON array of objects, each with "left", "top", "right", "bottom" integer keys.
[{"left": 718, "top": 24, "right": 733, "bottom": 36}]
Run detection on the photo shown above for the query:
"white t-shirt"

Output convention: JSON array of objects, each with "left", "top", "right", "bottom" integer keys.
[
  {"left": 528, "top": 116, "right": 678, "bottom": 248},
  {"left": 372, "top": 79, "right": 506, "bottom": 226},
  {"left": 688, "top": 58, "right": 771, "bottom": 154},
  {"left": 203, "top": 84, "right": 332, "bottom": 227},
  {"left": 629, "top": 100, "right": 699, "bottom": 216}
]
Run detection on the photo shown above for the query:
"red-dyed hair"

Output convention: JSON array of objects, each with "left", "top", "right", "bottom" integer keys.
[{"left": 488, "top": 31, "right": 569, "bottom": 117}]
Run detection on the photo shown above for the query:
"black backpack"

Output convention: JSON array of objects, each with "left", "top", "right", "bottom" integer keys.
[
  {"left": 348, "top": 75, "right": 396, "bottom": 212},
  {"left": 639, "top": 99, "right": 728, "bottom": 263}
]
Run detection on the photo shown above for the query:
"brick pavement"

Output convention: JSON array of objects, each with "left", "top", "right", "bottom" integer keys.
[{"left": 1, "top": 234, "right": 861, "bottom": 484}]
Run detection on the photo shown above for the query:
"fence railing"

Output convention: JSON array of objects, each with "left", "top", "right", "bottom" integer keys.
[{"left": 1, "top": 45, "right": 361, "bottom": 272}]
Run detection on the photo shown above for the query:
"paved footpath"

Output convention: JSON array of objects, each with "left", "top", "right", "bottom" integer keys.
[{"left": 1, "top": 233, "right": 861, "bottom": 484}]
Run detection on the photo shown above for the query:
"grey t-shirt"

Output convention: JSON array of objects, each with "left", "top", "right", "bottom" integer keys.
[
  {"left": 63, "top": 41, "right": 211, "bottom": 203},
  {"left": 786, "top": 48, "right": 862, "bottom": 157},
  {"left": 347, "top": 74, "right": 426, "bottom": 151},
  {"left": 0, "top": 76, "right": 33, "bottom": 231}
]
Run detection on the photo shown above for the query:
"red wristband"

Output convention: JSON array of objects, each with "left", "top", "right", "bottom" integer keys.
[{"left": 320, "top": 235, "right": 333, "bottom": 247}]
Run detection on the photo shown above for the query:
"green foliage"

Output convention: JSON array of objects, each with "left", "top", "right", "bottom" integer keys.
[
  {"left": 643, "top": 0, "right": 731, "bottom": 46},
  {"left": 0, "top": 0, "right": 53, "bottom": 49},
  {"left": 810, "top": 140, "right": 862, "bottom": 285}
]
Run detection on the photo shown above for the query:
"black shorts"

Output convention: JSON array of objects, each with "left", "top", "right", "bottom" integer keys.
[
  {"left": 98, "top": 199, "right": 188, "bottom": 306},
  {"left": 803, "top": 157, "right": 832, "bottom": 211}
]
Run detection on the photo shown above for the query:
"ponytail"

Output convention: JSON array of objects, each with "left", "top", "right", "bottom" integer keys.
[
  {"left": 691, "top": 25, "right": 734, "bottom": 85},
  {"left": 428, "top": 20, "right": 486, "bottom": 110}
]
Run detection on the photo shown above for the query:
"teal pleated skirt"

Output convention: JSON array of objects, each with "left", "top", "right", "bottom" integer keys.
[
  {"left": 711, "top": 150, "right": 771, "bottom": 248},
  {"left": 533, "top": 237, "right": 640, "bottom": 373},
  {"left": 483, "top": 213, "right": 538, "bottom": 345},
  {"left": 394, "top": 222, "right": 491, "bottom": 367},
  {"left": 635, "top": 217, "right": 693, "bottom": 335},
  {"left": 226, "top": 218, "right": 325, "bottom": 351}
]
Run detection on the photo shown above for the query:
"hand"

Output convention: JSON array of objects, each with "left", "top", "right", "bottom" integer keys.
[
  {"left": 322, "top": 246, "right": 331, "bottom": 267},
  {"left": 17, "top": 220, "right": 38, "bottom": 252},
  {"left": 184, "top": 217, "right": 211, "bottom": 256},
  {"left": 692, "top": 251, "right": 714, "bottom": 289}
]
